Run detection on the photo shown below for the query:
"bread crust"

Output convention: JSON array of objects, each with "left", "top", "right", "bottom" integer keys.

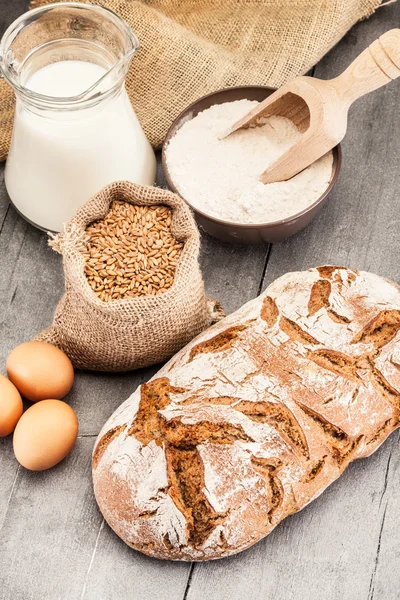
[{"left": 92, "top": 266, "right": 400, "bottom": 560}]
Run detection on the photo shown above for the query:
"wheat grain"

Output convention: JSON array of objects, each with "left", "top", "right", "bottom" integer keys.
[{"left": 82, "top": 201, "right": 184, "bottom": 302}]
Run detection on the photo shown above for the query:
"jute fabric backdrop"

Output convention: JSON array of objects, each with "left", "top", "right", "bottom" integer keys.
[{"left": 0, "top": 0, "right": 387, "bottom": 159}]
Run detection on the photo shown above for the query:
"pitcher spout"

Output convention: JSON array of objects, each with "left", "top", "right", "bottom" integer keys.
[{"left": 0, "top": 2, "right": 140, "bottom": 108}]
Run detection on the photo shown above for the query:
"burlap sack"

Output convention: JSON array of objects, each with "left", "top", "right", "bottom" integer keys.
[
  {"left": 0, "top": 0, "right": 388, "bottom": 160},
  {"left": 36, "top": 181, "right": 222, "bottom": 371}
]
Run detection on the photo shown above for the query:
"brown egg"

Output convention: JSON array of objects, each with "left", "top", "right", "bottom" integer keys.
[
  {"left": 13, "top": 399, "right": 78, "bottom": 470},
  {"left": 0, "top": 374, "right": 23, "bottom": 437},
  {"left": 6, "top": 341, "right": 74, "bottom": 402}
]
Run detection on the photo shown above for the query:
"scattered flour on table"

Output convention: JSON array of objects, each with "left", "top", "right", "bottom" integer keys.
[{"left": 165, "top": 100, "right": 333, "bottom": 224}]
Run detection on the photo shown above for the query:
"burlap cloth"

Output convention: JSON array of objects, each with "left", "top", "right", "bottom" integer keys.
[
  {"left": 0, "top": 0, "right": 388, "bottom": 159},
  {"left": 36, "top": 181, "right": 223, "bottom": 371}
]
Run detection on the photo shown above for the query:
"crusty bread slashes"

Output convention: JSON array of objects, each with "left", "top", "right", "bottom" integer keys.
[{"left": 92, "top": 266, "right": 400, "bottom": 560}]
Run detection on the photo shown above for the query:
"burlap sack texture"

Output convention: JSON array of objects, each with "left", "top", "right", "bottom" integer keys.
[
  {"left": 0, "top": 0, "right": 387, "bottom": 160},
  {"left": 36, "top": 181, "right": 222, "bottom": 371}
]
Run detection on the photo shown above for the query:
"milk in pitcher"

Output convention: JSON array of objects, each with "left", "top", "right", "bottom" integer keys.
[
  {"left": 1, "top": 3, "right": 156, "bottom": 232},
  {"left": 5, "top": 61, "right": 156, "bottom": 231}
]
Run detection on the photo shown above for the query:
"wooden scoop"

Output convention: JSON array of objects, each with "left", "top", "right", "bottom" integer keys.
[{"left": 221, "top": 29, "right": 400, "bottom": 184}]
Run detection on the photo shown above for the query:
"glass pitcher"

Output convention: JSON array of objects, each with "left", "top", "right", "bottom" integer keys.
[{"left": 0, "top": 2, "right": 156, "bottom": 232}]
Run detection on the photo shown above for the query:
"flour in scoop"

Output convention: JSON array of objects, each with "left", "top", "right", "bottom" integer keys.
[{"left": 165, "top": 100, "right": 333, "bottom": 224}]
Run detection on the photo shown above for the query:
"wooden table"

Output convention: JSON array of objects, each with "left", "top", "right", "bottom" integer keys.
[{"left": 0, "top": 2, "right": 399, "bottom": 599}]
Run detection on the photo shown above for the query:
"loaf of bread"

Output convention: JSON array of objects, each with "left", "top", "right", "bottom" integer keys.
[{"left": 92, "top": 266, "right": 400, "bottom": 560}]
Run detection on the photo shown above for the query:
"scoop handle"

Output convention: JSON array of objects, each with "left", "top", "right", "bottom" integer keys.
[{"left": 331, "top": 29, "right": 400, "bottom": 105}]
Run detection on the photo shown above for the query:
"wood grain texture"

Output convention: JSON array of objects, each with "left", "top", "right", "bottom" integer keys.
[
  {"left": 366, "top": 429, "right": 400, "bottom": 600},
  {"left": 80, "top": 518, "right": 191, "bottom": 600},
  {"left": 0, "top": 206, "right": 63, "bottom": 366},
  {"left": 0, "top": 0, "right": 28, "bottom": 572},
  {"left": 0, "top": 438, "right": 101, "bottom": 599},
  {"left": 0, "top": 437, "right": 19, "bottom": 530}
]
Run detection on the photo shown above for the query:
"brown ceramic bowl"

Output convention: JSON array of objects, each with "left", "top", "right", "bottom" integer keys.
[{"left": 162, "top": 86, "right": 342, "bottom": 245}]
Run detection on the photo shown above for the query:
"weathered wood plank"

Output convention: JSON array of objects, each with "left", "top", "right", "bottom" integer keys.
[
  {"left": 0, "top": 0, "right": 28, "bottom": 32},
  {"left": 0, "top": 438, "right": 102, "bottom": 600},
  {"left": 366, "top": 430, "right": 400, "bottom": 600},
  {"left": 0, "top": 200, "right": 63, "bottom": 365},
  {"left": 0, "top": 0, "right": 29, "bottom": 228},
  {"left": 186, "top": 3, "right": 400, "bottom": 599},
  {"left": 199, "top": 232, "right": 268, "bottom": 315},
  {"left": 0, "top": 0, "right": 29, "bottom": 555},
  {"left": 81, "top": 519, "right": 190, "bottom": 600},
  {"left": 0, "top": 437, "right": 189, "bottom": 600},
  {"left": 0, "top": 169, "right": 9, "bottom": 232},
  {"left": 0, "top": 438, "right": 19, "bottom": 530}
]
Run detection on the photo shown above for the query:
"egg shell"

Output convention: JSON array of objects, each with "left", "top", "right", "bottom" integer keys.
[
  {"left": 0, "top": 374, "right": 23, "bottom": 437},
  {"left": 7, "top": 341, "right": 74, "bottom": 402},
  {"left": 13, "top": 399, "right": 79, "bottom": 471}
]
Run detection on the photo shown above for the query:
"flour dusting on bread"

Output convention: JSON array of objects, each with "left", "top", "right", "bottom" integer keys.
[{"left": 93, "top": 266, "right": 400, "bottom": 560}]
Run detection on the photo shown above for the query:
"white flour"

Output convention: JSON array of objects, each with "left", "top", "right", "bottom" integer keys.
[{"left": 165, "top": 100, "right": 333, "bottom": 225}]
